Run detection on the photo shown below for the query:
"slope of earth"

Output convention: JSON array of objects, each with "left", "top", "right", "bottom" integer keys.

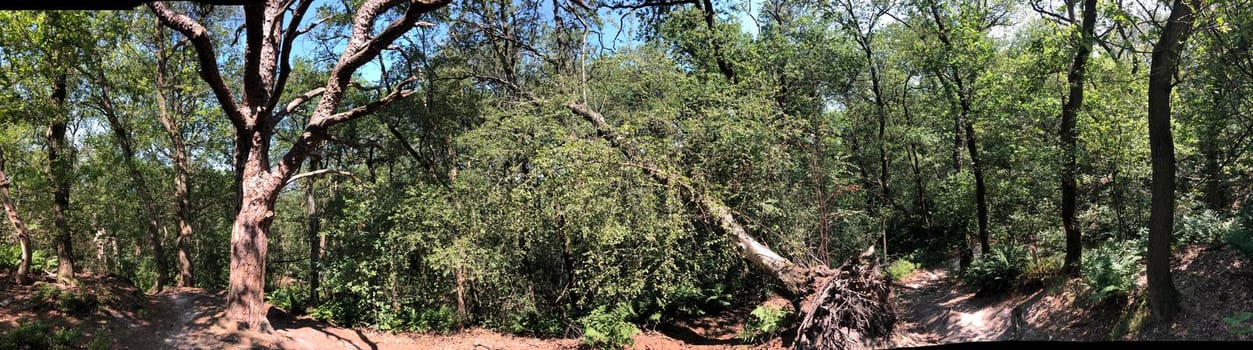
[{"left": 888, "top": 244, "right": 1253, "bottom": 346}]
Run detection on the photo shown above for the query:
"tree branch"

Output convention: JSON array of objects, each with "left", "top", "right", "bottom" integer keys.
[
  {"left": 268, "top": 0, "right": 316, "bottom": 114},
  {"left": 273, "top": 87, "right": 326, "bottom": 122},
  {"left": 317, "top": 76, "right": 417, "bottom": 128},
  {"left": 286, "top": 168, "right": 360, "bottom": 185}
]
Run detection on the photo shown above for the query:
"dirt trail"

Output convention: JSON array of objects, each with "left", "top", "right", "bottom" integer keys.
[{"left": 890, "top": 269, "right": 1027, "bottom": 346}]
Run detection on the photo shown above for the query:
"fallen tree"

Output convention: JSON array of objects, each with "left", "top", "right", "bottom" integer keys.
[{"left": 568, "top": 103, "right": 895, "bottom": 350}]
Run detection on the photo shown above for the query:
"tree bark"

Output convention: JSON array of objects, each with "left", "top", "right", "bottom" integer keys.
[
  {"left": 1060, "top": 0, "right": 1098, "bottom": 274},
  {"left": 47, "top": 73, "right": 75, "bottom": 282},
  {"left": 154, "top": 22, "right": 196, "bottom": 287},
  {"left": 99, "top": 73, "right": 170, "bottom": 291},
  {"left": 0, "top": 148, "right": 34, "bottom": 285},
  {"left": 964, "top": 119, "right": 990, "bottom": 254},
  {"left": 1146, "top": 0, "right": 1198, "bottom": 323}
]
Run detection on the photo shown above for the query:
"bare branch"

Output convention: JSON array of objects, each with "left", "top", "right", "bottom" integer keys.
[
  {"left": 273, "top": 87, "right": 327, "bottom": 121},
  {"left": 309, "top": 0, "right": 450, "bottom": 127},
  {"left": 286, "top": 169, "right": 359, "bottom": 185},
  {"left": 148, "top": 1, "right": 246, "bottom": 129},
  {"left": 268, "top": 0, "right": 316, "bottom": 115},
  {"left": 316, "top": 76, "right": 417, "bottom": 127},
  {"left": 1030, "top": 0, "right": 1075, "bottom": 24}
]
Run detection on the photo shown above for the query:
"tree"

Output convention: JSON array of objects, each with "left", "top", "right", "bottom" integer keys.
[
  {"left": 1147, "top": 0, "right": 1201, "bottom": 322},
  {"left": 0, "top": 146, "right": 34, "bottom": 285},
  {"left": 569, "top": 102, "right": 895, "bottom": 349},
  {"left": 1048, "top": 0, "right": 1099, "bottom": 274},
  {"left": 149, "top": 0, "right": 452, "bottom": 330},
  {"left": 147, "top": 14, "right": 207, "bottom": 288},
  {"left": 93, "top": 70, "right": 171, "bottom": 291}
]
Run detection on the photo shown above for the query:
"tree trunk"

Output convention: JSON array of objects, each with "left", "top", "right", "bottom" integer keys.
[
  {"left": 569, "top": 103, "right": 894, "bottom": 349},
  {"left": 100, "top": 78, "right": 170, "bottom": 291},
  {"left": 226, "top": 139, "right": 282, "bottom": 331},
  {"left": 1061, "top": 0, "right": 1098, "bottom": 274},
  {"left": 1147, "top": 0, "right": 1198, "bottom": 323},
  {"left": 956, "top": 77, "right": 991, "bottom": 255},
  {"left": 47, "top": 73, "right": 75, "bottom": 282},
  {"left": 155, "top": 22, "right": 195, "bottom": 287},
  {"left": 304, "top": 156, "right": 322, "bottom": 306},
  {"left": 0, "top": 148, "right": 34, "bottom": 285}
]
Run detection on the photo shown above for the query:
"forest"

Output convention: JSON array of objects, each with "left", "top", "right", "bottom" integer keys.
[{"left": 0, "top": 0, "right": 1252, "bottom": 348}]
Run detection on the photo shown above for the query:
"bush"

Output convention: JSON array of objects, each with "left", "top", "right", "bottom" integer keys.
[
  {"left": 0, "top": 322, "right": 51, "bottom": 350},
  {"left": 86, "top": 328, "right": 112, "bottom": 350},
  {"left": 49, "top": 328, "right": 78, "bottom": 350},
  {"left": 1226, "top": 228, "right": 1253, "bottom": 257},
  {"left": 36, "top": 284, "right": 98, "bottom": 316},
  {"left": 1176, "top": 209, "right": 1238, "bottom": 247},
  {"left": 1224, "top": 311, "right": 1253, "bottom": 337},
  {"left": 886, "top": 259, "right": 918, "bottom": 281},
  {"left": 1082, "top": 241, "right": 1142, "bottom": 302},
  {"left": 266, "top": 285, "right": 307, "bottom": 314},
  {"left": 964, "top": 244, "right": 1029, "bottom": 293},
  {"left": 738, "top": 305, "right": 793, "bottom": 343},
  {"left": 579, "top": 305, "right": 638, "bottom": 350}
]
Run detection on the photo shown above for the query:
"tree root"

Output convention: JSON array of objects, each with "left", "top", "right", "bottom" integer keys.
[{"left": 794, "top": 249, "right": 895, "bottom": 350}]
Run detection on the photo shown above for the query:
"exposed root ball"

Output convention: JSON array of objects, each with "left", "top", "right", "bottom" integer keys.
[{"left": 794, "top": 252, "right": 895, "bottom": 350}]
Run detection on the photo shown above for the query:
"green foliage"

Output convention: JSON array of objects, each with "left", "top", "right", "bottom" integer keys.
[
  {"left": 49, "top": 328, "right": 78, "bottom": 350},
  {"left": 886, "top": 259, "right": 919, "bottom": 281},
  {"left": 964, "top": 244, "right": 1030, "bottom": 293},
  {"left": 36, "top": 284, "right": 98, "bottom": 316},
  {"left": 1226, "top": 229, "right": 1253, "bottom": 257},
  {"left": 738, "top": 305, "right": 794, "bottom": 343},
  {"left": 1224, "top": 311, "right": 1253, "bottom": 337},
  {"left": 267, "top": 285, "right": 307, "bottom": 314},
  {"left": 379, "top": 305, "right": 458, "bottom": 334},
  {"left": 0, "top": 322, "right": 51, "bottom": 350},
  {"left": 86, "top": 328, "right": 111, "bottom": 350},
  {"left": 579, "top": 305, "right": 639, "bottom": 350},
  {"left": 1175, "top": 209, "right": 1239, "bottom": 247},
  {"left": 1081, "top": 241, "right": 1143, "bottom": 302}
]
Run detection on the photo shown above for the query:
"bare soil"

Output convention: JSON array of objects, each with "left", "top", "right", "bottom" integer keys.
[{"left": 2, "top": 244, "right": 1250, "bottom": 349}]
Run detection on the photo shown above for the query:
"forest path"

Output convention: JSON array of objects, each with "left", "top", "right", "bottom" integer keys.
[{"left": 891, "top": 268, "right": 1034, "bottom": 345}]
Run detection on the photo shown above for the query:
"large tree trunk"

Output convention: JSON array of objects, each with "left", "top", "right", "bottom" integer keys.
[
  {"left": 1061, "top": 0, "right": 1098, "bottom": 274},
  {"left": 569, "top": 103, "right": 894, "bottom": 349},
  {"left": 0, "top": 148, "right": 34, "bottom": 285},
  {"left": 225, "top": 136, "right": 283, "bottom": 331},
  {"left": 154, "top": 22, "right": 196, "bottom": 287},
  {"left": 99, "top": 76, "right": 170, "bottom": 291},
  {"left": 1146, "top": 0, "right": 1198, "bottom": 322},
  {"left": 47, "top": 73, "right": 75, "bottom": 282}
]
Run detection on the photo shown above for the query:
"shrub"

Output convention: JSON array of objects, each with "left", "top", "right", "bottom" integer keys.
[
  {"left": 266, "top": 285, "right": 307, "bottom": 314},
  {"left": 579, "top": 305, "right": 638, "bottom": 350},
  {"left": 86, "top": 328, "right": 112, "bottom": 350},
  {"left": 1176, "top": 209, "right": 1237, "bottom": 247},
  {"left": 1225, "top": 228, "right": 1253, "bottom": 257},
  {"left": 963, "top": 244, "right": 1029, "bottom": 293},
  {"left": 886, "top": 259, "right": 918, "bottom": 281},
  {"left": 738, "top": 305, "right": 794, "bottom": 343},
  {"left": 49, "top": 328, "right": 79, "bottom": 350},
  {"left": 0, "top": 322, "right": 51, "bottom": 350},
  {"left": 1082, "top": 241, "right": 1142, "bottom": 303},
  {"left": 1224, "top": 311, "right": 1253, "bottom": 337}
]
